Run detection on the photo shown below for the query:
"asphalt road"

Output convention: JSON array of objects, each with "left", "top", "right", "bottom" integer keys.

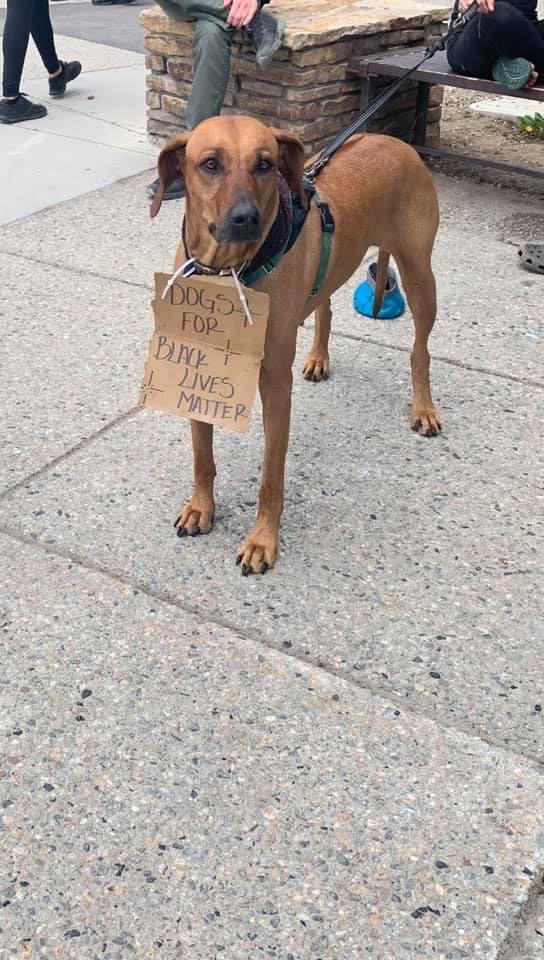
[{"left": 0, "top": 0, "right": 154, "bottom": 54}]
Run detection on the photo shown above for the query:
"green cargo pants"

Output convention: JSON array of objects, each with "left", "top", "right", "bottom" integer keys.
[{"left": 156, "top": 0, "right": 234, "bottom": 130}]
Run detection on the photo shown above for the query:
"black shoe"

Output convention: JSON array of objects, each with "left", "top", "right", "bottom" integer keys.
[
  {"left": 246, "top": 11, "right": 285, "bottom": 68},
  {"left": 0, "top": 94, "right": 47, "bottom": 124},
  {"left": 49, "top": 60, "right": 82, "bottom": 98},
  {"left": 147, "top": 176, "right": 186, "bottom": 201}
]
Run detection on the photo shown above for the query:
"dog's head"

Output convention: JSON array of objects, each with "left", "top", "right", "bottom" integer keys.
[{"left": 150, "top": 116, "right": 307, "bottom": 270}]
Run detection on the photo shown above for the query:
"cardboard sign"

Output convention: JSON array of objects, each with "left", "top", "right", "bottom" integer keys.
[{"left": 139, "top": 273, "right": 269, "bottom": 433}]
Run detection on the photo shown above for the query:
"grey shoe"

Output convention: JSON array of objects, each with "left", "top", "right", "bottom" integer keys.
[
  {"left": 147, "top": 176, "right": 185, "bottom": 201},
  {"left": 246, "top": 11, "right": 285, "bottom": 68}
]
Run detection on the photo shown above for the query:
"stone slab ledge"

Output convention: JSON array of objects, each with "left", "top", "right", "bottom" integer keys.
[{"left": 140, "top": 1, "right": 451, "bottom": 51}]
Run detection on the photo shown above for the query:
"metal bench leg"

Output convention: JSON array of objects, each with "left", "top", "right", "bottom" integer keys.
[
  {"left": 359, "top": 75, "right": 377, "bottom": 131},
  {"left": 413, "top": 81, "right": 430, "bottom": 146}
]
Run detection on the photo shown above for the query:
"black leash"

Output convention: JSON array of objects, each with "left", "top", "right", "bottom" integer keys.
[{"left": 305, "top": 0, "right": 479, "bottom": 182}]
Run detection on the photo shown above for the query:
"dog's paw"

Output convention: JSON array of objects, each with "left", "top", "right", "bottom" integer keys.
[
  {"left": 173, "top": 497, "right": 215, "bottom": 538},
  {"left": 302, "top": 351, "right": 329, "bottom": 382},
  {"left": 236, "top": 529, "right": 278, "bottom": 576},
  {"left": 411, "top": 405, "right": 442, "bottom": 437}
]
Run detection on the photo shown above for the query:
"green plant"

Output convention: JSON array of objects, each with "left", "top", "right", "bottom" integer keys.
[{"left": 518, "top": 111, "right": 544, "bottom": 138}]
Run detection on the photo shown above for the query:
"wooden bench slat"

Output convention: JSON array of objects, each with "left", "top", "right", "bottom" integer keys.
[{"left": 348, "top": 47, "right": 544, "bottom": 101}]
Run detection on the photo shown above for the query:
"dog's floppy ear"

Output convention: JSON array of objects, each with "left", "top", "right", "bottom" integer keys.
[
  {"left": 271, "top": 128, "right": 308, "bottom": 209},
  {"left": 150, "top": 131, "right": 191, "bottom": 219}
]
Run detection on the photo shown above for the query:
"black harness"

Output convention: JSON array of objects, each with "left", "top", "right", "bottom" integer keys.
[
  {"left": 176, "top": 2, "right": 477, "bottom": 295},
  {"left": 181, "top": 175, "right": 335, "bottom": 296}
]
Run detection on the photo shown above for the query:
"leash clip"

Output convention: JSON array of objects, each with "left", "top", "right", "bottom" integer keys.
[{"left": 305, "top": 157, "right": 327, "bottom": 184}]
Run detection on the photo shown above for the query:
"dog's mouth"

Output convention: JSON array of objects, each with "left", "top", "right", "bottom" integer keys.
[
  {"left": 210, "top": 220, "right": 263, "bottom": 246},
  {"left": 183, "top": 191, "right": 276, "bottom": 274}
]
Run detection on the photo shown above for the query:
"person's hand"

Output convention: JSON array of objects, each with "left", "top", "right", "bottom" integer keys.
[
  {"left": 223, "top": 0, "right": 259, "bottom": 28},
  {"left": 458, "top": 0, "right": 494, "bottom": 13},
  {"left": 527, "top": 64, "right": 539, "bottom": 86}
]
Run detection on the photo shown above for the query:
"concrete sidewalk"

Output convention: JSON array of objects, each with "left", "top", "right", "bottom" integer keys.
[
  {"left": 1, "top": 165, "right": 543, "bottom": 959},
  {"left": 1, "top": 20, "right": 544, "bottom": 960},
  {"left": 0, "top": 33, "right": 155, "bottom": 223}
]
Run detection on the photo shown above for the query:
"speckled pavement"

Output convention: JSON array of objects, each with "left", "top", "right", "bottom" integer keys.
[
  {"left": 1, "top": 166, "right": 543, "bottom": 959},
  {"left": 1, "top": 530, "right": 544, "bottom": 960}
]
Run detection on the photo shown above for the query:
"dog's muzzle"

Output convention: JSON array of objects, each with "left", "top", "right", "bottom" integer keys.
[{"left": 214, "top": 197, "right": 262, "bottom": 244}]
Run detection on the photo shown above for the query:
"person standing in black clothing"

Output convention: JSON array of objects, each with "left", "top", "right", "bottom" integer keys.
[
  {"left": 0, "top": 0, "right": 81, "bottom": 124},
  {"left": 447, "top": 0, "right": 544, "bottom": 88}
]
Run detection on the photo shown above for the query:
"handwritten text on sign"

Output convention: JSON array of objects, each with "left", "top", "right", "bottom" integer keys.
[{"left": 139, "top": 273, "right": 269, "bottom": 433}]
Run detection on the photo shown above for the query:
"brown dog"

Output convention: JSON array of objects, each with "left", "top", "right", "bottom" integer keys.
[{"left": 150, "top": 115, "right": 440, "bottom": 574}]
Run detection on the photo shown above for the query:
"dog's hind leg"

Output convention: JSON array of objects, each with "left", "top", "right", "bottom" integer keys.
[
  {"left": 371, "top": 249, "right": 390, "bottom": 318},
  {"left": 302, "top": 298, "right": 331, "bottom": 382},
  {"left": 395, "top": 250, "right": 441, "bottom": 437},
  {"left": 173, "top": 420, "right": 216, "bottom": 536}
]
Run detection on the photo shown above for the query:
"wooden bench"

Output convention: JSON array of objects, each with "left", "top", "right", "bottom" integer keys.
[{"left": 347, "top": 47, "right": 544, "bottom": 180}]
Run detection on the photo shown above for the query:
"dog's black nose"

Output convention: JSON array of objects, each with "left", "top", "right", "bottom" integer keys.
[
  {"left": 216, "top": 197, "right": 262, "bottom": 244},
  {"left": 229, "top": 198, "right": 261, "bottom": 230}
]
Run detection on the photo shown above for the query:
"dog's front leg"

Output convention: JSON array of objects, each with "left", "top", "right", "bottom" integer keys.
[
  {"left": 237, "top": 360, "right": 293, "bottom": 575},
  {"left": 174, "top": 420, "right": 216, "bottom": 537}
]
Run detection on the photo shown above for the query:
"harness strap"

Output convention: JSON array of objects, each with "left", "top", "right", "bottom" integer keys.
[
  {"left": 243, "top": 188, "right": 335, "bottom": 297},
  {"left": 240, "top": 240, "right": 290, "bottom": 286},
  {"left": 310, "top": 190, "right": 334, "bottom": 298},
  {"left": 180, "top": 183, "right": 335, "bottom": 297}
]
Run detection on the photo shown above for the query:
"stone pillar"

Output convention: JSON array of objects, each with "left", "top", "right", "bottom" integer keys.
[{"left": 140, "top": 3, "right": 449, "bottom": 153}]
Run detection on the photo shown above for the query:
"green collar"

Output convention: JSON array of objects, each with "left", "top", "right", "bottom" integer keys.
[{"left": 241, "top": 245, "right": 289, "bottom": 286}]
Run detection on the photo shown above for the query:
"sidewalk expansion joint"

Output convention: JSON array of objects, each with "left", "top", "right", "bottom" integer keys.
[
  {"left": 496, "top": 872, "right": 544, "bottom": 960},
  {"left": 322, "top": 329, "right": 544, "bottom": 390},
  {"left": 2, "top": 247, "right": 542, "bottom": 390},
  {"left": 51, "top": 62, "right": 144, "bottom": 74},
  {"left": 22, "top": 96, "right": 152, "bottom": 139},
  {"left": 0, "top": 166, "right": 155, "bottom": 228},
  {"left": 0, "top": 247, "right": 153, "bottom": 291},
  {"left": 0, "top": 407, "right": 139, "bottom": 504},
  {"left": 1, "top": 520, "right": 544, "bottom": 776},
  {"left": 2, "top": 124, "right": 155, "bottom": 156}
]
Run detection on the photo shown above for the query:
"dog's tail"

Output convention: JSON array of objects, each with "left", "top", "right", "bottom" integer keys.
[{"left": 372, "top": 249, "right": 391, "bottom": 319}]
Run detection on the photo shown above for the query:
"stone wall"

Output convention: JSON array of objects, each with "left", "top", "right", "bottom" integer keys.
[{"left": 140, "top": 3, "right": 449, "bottom": 155}]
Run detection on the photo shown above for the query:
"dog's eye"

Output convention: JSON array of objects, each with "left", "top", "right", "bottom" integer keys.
[
  {"left": 256, "top": 158, "right": 274, "bottom": 173},
  {"left": 201, "top": 157, "right": 221, "bottom": 174}
]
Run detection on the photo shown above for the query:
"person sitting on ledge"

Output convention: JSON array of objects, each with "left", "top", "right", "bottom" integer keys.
[
  {"left": 147, "top": 0, "right": 285, "bottom": 203},
  {"left": 447, "top": 0, "right": 544, "bottom": 89}
]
